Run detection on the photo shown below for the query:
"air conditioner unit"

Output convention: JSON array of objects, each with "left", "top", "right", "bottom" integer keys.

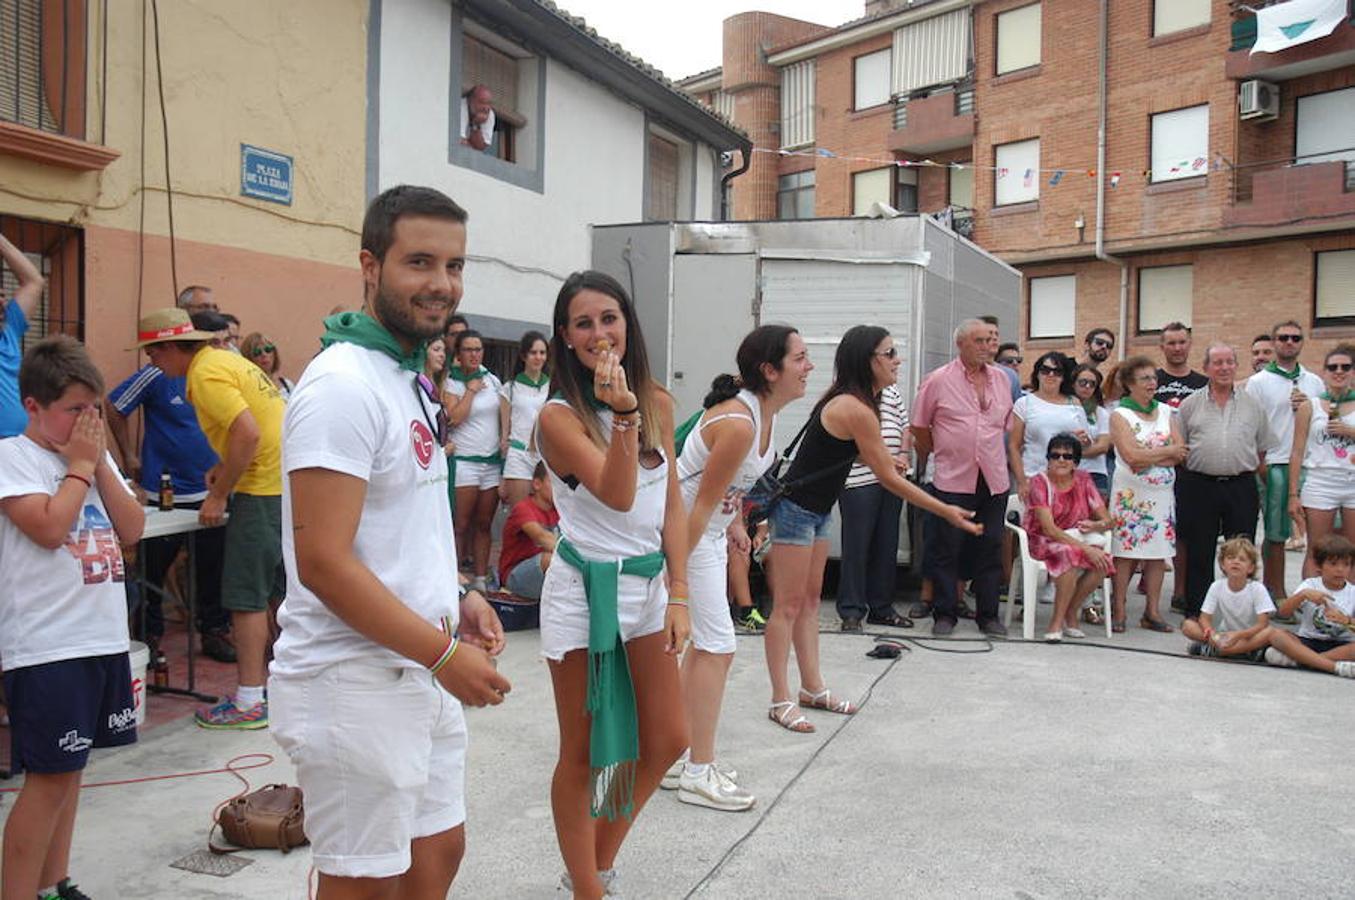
[{"left": 1239, "top": 79, "right": 1279, "bottom": 121}]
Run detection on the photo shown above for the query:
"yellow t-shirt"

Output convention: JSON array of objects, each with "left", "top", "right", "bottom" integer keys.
[{"left": 186, "top": 348, "right": 284, "bottom": 496}]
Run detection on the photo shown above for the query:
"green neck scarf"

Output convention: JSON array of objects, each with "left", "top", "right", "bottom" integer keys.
[
  {"left": 1321, "top": 390, "right": 1355, "bottom": 404},
  {"left": 1265, "top": 361, "right": 1301, "bottom": 381},
  {"left": 555, "top": 537, "right": 666, "bottom": 822},
  {"left": 320, "top": 311, "right": 425, "bottom": 372},
  {"left": 515, "top": 371, "right": 549, "bottom": 388},
  {"left": 1119, "top": 396, "right": 1159, "bottom": 415},
  {"left": 1081, "top": 399, "right": 1098, "bottom": 426},
  {"left": 448, "top": 365, "right": 489, "bottom": 383}
]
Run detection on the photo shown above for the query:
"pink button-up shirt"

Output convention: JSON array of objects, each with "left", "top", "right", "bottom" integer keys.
[{"left": 912, "top": 359, "right": 1013, "bottom": 495}]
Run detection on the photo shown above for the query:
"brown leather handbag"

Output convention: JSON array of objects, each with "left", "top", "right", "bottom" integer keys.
[{"left": 210, "top": 784, "right": 308, "bottom": 854}]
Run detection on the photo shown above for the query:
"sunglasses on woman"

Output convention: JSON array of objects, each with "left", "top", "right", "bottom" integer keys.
[
  {"left": 1047, "top": 451, "right": 1077, "bottom": 461},
  {"left": 875, "top": 347, "right": 899, "bottom": 359},
  {"left": 1327, "top": 362, "right": 1354, "bottom": 372},
  {"left": 249, "top": 343, "right": 276, "bottom": 357},
  {"left": 1075, "top": 378, "right": 1098, "bottom": 388},
  {"left": 1038, "top": 365, "right": 1063, "bottom": 376}
]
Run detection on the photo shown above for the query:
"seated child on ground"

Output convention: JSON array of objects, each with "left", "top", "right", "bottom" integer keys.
[
  {"left": 1264, "top": 533, "right": 1355, "bottom": 678},
  {"left": 495, "top": 462, "right": 557, "bottom": 601},
  {"left": 0, "top": 336, "right": 146, "bottom": 900},
  {"left": 1181, "top": 537, "right": 1275, "bottom": 660}
]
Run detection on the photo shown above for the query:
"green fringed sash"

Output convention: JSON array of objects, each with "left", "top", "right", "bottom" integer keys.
[{"left": 555, "top": 537, "right": 665, "bottom": 821}]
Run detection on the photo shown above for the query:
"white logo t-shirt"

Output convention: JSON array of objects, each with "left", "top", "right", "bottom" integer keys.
[
  {"left": 0, "top": 437, "right": 133, "bottom": 670},
  {"left": 271, "top": 343, "right": 459, "bottom": 678}
]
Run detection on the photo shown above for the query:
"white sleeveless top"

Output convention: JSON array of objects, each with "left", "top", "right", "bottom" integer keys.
[
  {"left": 446, "top": 369, "right": 503, "bottom": 457},
  {"left": 1303, "top": 397, "right": 1355, "bottom": 472},
  {"left": 499, "top": 376, "right": 550, "bottom": 449},
  {"left": 677, "top": 389, "right": 776, "bottom": 541},
  {"left": 543, "top": 398, "right": 668, "bottom": 560},
  {"left": 1111, "top": 404, "right": 1176, "bottom": 488}
]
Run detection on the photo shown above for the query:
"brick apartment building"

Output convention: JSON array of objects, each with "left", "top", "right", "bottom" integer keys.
[{"left": 680, "top": 0, "right": 1355, "bottom": 371}]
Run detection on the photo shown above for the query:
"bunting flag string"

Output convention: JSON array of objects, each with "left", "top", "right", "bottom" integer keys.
[{"left": 755, "top": 145, "right": 1230, "bottom": 189}]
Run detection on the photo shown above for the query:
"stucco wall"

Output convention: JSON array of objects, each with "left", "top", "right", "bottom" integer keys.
[{"left": 377, "top": 0, "right": 718, "bottom": 327}]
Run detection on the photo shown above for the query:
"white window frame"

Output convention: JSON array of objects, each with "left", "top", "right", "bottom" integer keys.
[
  {"left": 1296, "top": 87, "right": 1355, "bottom": 169},
  {"left": 994, "top": 139, "right": 1040, "bottom": 206},
  {"left": 1029, "top": 275, "right": 1076, "bottom": 339},
  {"left": 1138, "top": 264, "right": 1193, "bottom": 332},
  {"left": 1316, "top": 249, "right": 1355, "bottom": 325},
  {"left": 853, "top": 49, "right": 892, "bottom": 111},
  {"left": 1153, "top": 0, "right": 1210, "bottom": 37},
  {"left": 996, "top": 3, "right": 1042, "bottom": 76},
  {"left": 1150, "top": 104, "right": 1209, "bottom": 184}
]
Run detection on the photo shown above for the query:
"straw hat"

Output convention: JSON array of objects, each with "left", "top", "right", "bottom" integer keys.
[{"left": 132, "top": 307, "right": 219, "bottom": 349}]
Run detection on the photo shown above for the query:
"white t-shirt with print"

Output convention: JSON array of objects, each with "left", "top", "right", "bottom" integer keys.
[
  {"left": 1201, "top": 579, "right": 1275, "bottom": 633},
  {"left": 499, "top": 376, "right": 550, "bottom": 449},
  {"left": 0, "top": 438, "right": 133, "bottom": 670},
  {"left": 1292, "top": 576, "right": 1355, "bottom": 644},
  {"left": 1013, "top": 393, "right": 1087, "bottom": 480},
  {"left": 271, "top": 343, "right": 459, "bottom": 678},
  {"left": 447, "top": 370, "right": 504, "bottom": 458}
]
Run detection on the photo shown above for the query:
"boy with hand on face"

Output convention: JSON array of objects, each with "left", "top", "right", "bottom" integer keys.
[{"left": 0, "top": 337, "right": 145, "bottom": 900}]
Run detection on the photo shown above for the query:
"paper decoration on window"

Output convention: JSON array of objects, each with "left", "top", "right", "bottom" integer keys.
[{"left": 1049, "top": 170, "right": 1064, "bottom": 186}]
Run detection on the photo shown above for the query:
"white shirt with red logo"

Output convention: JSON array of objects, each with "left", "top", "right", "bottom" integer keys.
[
  {"left": 272, "top": 341, "right": 458, "bottom": 677},
  {"left": 0, "top": 438, "right": 133, "bottom": 670}
]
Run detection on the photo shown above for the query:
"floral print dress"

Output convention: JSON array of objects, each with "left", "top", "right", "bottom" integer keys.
[{"left": 1109, "top": 404, "right": 1176, "bottom": 560}]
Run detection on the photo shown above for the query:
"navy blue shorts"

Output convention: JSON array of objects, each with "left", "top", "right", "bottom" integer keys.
[
  {"left": 1299, "top": 636, "right": 1349, "bottom": 655},
  {"left": 4, "top": 653, "right": 138, "bottom": 774}
]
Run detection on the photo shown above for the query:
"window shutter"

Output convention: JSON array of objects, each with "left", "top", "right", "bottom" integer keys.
[
  {"left": 463, "top": 35, "right": 521, "bottom": 124},
  {"left": 852, "top": 168, "right": 893, "bottom": 215},
  {"left": 994, "top": 139, "right": 1039, "bottom": 205},
  {"left": 1317, "top": 250, "right": 1355, "bottom": 322},
  {"left": 893, "top": 9, "right": 971, "bottom": 95},
  {"left": 1153, "top": 0, "right": 1209, "bottom": 36},
  {"left": 1150, "top": 105, "right": 1209, "bottom": 183},
  {"left": 853, "top": 49, "right": 891, "bottom": 110},
  {"left": 1297, "top": 88, "right": 1355, "bottom": 167},
  {"left": 1029, "top": 275, "right": 1076, "bottom": 339},
  {"left": 996, "top": 4, "right": 1041, "bottom": 75},
  {"left": 1138, "top": 265, "right": 1193, "bottom": 331},
  {"left": 780, "top": 60, "right": 816, "bottom": 149},
  {"left": 647, "top": 132, "right": 679, "bottom": 222}
]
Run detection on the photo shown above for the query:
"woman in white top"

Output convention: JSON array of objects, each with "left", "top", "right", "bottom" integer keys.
[
  {"left": 536, "top": 271, "right": 689, "bottom": 898},
  {"left": 498, "top": 330, "right": 550, "bottom": 508},
  {"left": 445, "top": 329, "right": 503, "bottom": 591},
  {"left": 1288, "top": 344, "right": 1355, "bottom": 579},
  {"left": 668, "top": 325, "right": 809, "bottom": 813},
  {"left": 1009, "top": 351, "right": 1088, "bottom": 504},
  {"left": 1109, "top": 356, "right": 1187, "bottom": 633},
  {"left": 1071, "top": 363, "right": 1113, "bottom": 499}
]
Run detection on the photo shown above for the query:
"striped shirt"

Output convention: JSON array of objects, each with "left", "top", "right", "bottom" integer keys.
[{"left": 844, "top": 385, "right": 908, "bottom": 490}]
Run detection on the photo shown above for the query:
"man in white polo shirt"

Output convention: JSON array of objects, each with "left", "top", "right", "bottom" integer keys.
[{"left": 269, "top": 185, "right": 510, "bottom": 895}]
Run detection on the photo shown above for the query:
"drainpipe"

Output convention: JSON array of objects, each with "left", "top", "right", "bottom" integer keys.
[
  {"left": 720, "top": 140, "right": 753, "bottom": 221},
  {"left": 1096, "top": 0, "right": 1128, "bottom": 360}
]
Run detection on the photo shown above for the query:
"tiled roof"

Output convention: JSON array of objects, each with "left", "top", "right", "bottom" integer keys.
[{"left": 535, "top": 0, "right": 746, "bottom": 137}]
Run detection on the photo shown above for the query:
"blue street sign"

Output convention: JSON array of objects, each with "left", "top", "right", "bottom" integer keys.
[{"left": 240, "top": 144, "right": 293, "bottom": 205}]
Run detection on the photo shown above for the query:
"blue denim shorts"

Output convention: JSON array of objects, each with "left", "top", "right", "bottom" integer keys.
[{"left": 770, "top": 497, "right": 833, "bottom": 546}]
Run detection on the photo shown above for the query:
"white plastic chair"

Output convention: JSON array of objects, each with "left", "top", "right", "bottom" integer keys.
[{"left": 1004, "top": 495, "right": 1112, "bottom": 640}]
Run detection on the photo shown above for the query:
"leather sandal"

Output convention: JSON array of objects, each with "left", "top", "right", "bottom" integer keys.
[
  {"left": 799, "top": 687, "right": 857, "bottom": 715},
  {"left": 1111, "top": 619, "right": 1126, "bottom": 633},
  {"left": 769, "top": 701, "right": 815, "bottom": 733},
  {"left": 1140, "top": 616, "right": 1174, "bottom": 633},
  {"left": 866, "top": 611, "right": 914, "bottom": 629}
]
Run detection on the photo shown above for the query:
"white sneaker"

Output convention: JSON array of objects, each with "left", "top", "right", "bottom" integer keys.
[
  {"left": 677, "top": 763, "right": 755, "bottom": 812},
  {"left": 661, "top": 750, "right": 689, "bottom": 790},
  {"left": 1334, "top": 661, "right": 1355, "bottom": 679},
  {"left": 1264, "top": 648, "right": 1298, "bottom": 668},
  {"left": 560, "top": 868, "right": 617, "bottom": 895},
  {"left": 1062, "top": 627, "right": 1087, "bottom": 639}
]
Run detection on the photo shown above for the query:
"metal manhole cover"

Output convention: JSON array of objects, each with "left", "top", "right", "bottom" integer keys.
[{"left": 170, "top": 849, "right": 254, "bottom": 877}]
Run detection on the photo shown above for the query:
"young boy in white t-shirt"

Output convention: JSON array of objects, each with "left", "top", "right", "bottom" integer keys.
[
  {"left": 1182, "top": 537, "right": 1275, "bottom": 661},
  {"left": 0, "top": 336, "right": 145, "bottom": 900},
  {"left": 1264, "top": 534, "right": 1355, "bottom": 677}
]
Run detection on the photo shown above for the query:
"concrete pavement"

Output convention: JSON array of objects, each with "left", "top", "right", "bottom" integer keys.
[{"left": 4, "top": 599, "right": 1353, "bottom": 899}]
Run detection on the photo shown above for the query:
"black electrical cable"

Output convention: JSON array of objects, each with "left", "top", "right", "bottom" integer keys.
[{"left": 149, "top": 0, "right": 177, "bottom": 299}]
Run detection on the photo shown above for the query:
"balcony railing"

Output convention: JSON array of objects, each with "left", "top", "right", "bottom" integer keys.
[
  {"left": 954, "top": 85, "right": 974, "bottom": 116},
  {"left": 1229, "top": 147, "right": 1355, "bottom": 205},
  {"left": 893, "top": 80, "right": 974, "bottom": 131},
  {"left": 0, "top": 0, "right": 87, "bottom": 137}
]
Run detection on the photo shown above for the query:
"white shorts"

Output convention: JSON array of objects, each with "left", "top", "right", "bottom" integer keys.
[
  {"left": 1299, "top": 467, "right": 1355, "bottom": 511},
  {"left": 454, "top": 459, "right": 502, "bottom": 490},
  {"left": 539, "top": 554, "right": 667, "bottom": 661},
  {"left": 688, "top": 534, "right": 736, "bottom": 654},
  {"left": 268, "top": 660, "right": 467, "bottom": 879},
  {"left": 502, "top": 446, "right": 541, "bottom": 481}
]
